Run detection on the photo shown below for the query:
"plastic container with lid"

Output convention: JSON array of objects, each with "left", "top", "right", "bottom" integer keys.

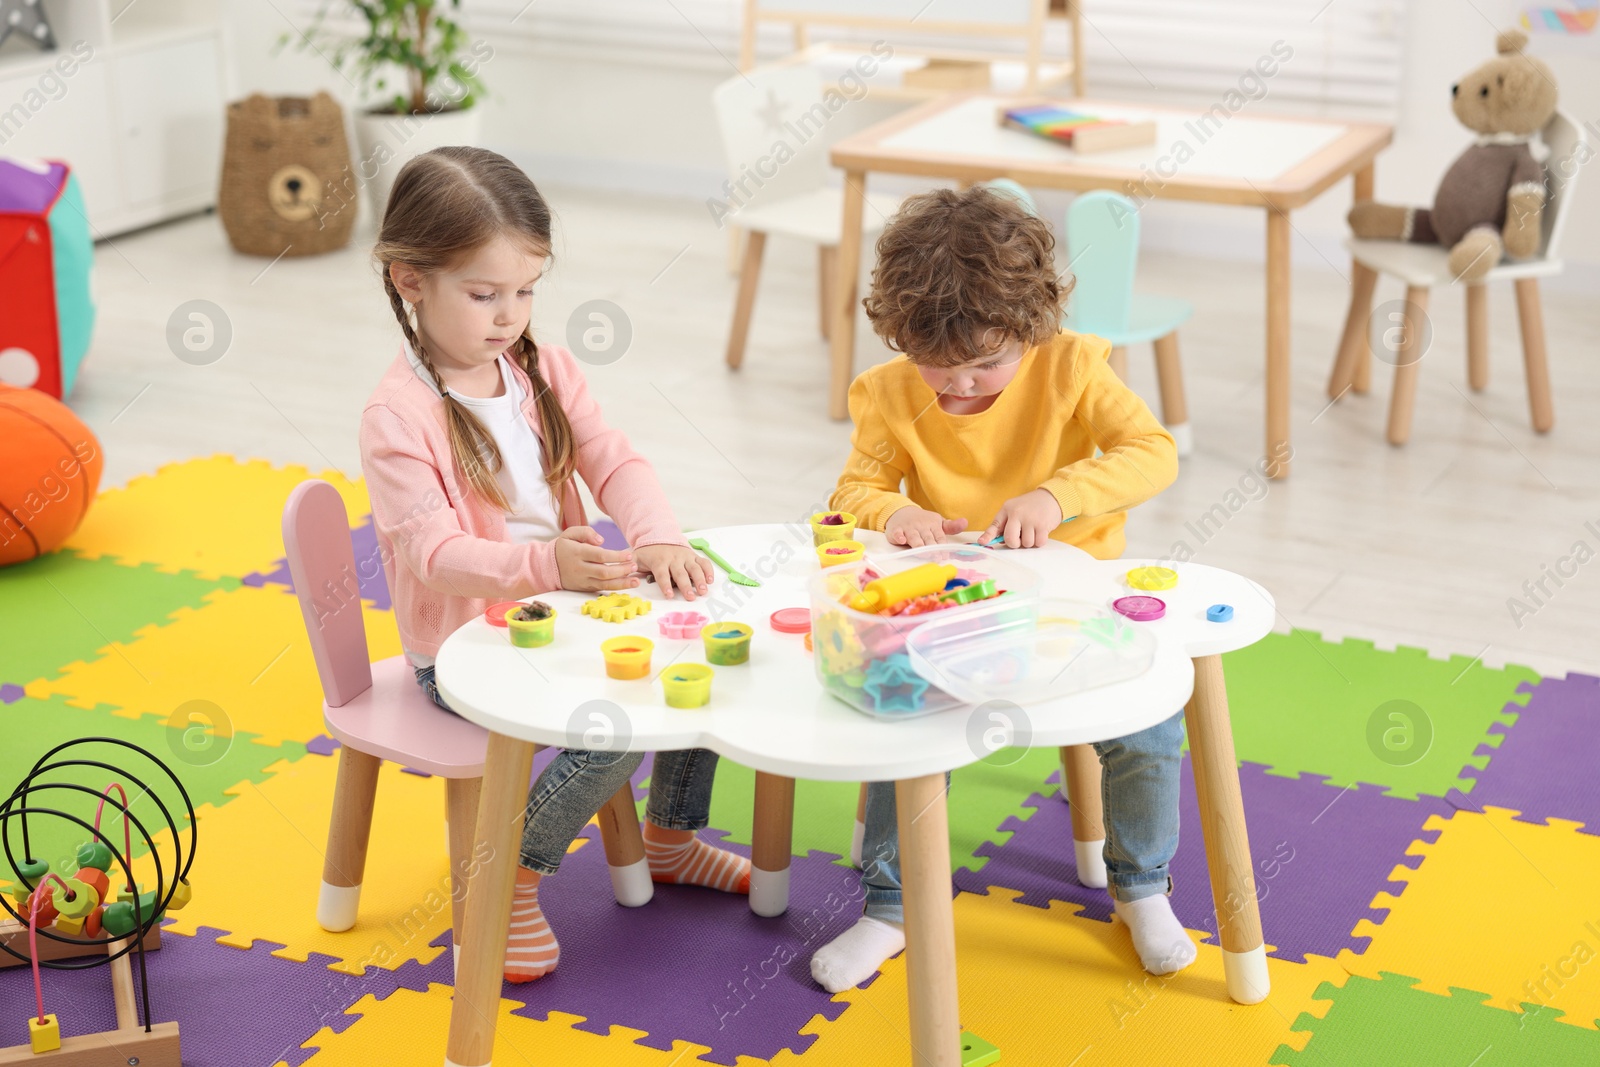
[
  {"left": 905, "top": 597, "right": 1156, "bottom": 708},
  {"left": 808, "top": 543, "right": 1043, "bottom": 719}
]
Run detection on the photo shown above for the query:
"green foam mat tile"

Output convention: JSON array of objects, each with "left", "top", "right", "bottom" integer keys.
[
  {"left": 1218, "top": 630, "right": 1534, "bottom": 800},
  {"left": 1271, "top": 971, "right": 1600, "bottom": 1066},
  {"left": 687, "top": 745, "right": 1062, "bottom": 875},
  {"left": 0, "top": 549, "right": 237, "bottom": 687},
  {"left": 0, "top": 691, "right": 307, "bottom": 893}
]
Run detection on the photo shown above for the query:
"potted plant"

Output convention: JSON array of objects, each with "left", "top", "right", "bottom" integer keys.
[{"left": 281, "top": 1, "right": 491, "bottom": 217}]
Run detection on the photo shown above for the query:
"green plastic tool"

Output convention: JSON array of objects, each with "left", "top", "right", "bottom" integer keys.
[{"left": 688, "top": 537, "right": 761, "bottom": 587}]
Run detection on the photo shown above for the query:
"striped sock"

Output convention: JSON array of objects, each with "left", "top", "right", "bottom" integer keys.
[
  {"left": 504, "top": 869, "right": 558, "bottom": 984},
  {"left": 643, "top": 824, "right": 751, "bottom": 894}
]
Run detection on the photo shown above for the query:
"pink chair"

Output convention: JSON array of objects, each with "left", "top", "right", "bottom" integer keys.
[{"left": 281, "top": 479, "right": 489, "bottom": 958}]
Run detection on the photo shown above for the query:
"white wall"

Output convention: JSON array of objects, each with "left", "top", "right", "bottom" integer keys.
[{"left": 222, "top": 0, "right": 1598, "bottom": 279}]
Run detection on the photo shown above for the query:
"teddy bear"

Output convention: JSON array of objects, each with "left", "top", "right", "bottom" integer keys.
[
  {"left": 219, "top": 92, "right": 357, "bottom": 257},
  {"left": 1347, "top": 28, "right": 1556, "bottom": 284}
]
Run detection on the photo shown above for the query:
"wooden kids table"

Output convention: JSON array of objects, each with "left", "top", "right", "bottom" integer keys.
[
  {"left": 434, "top": 524, "right": 1276, "bottom": 1066},
  {"left": 825, "top": 95, "right": 1394, "bottom": 478}
]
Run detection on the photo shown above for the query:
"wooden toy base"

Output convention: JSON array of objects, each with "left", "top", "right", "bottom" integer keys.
[
  {"left": 0, "top": 920, "right": 161, "bottom": 968},
  {"left": 0, "top": 1021, "right": 180, "bottom": 1065}
]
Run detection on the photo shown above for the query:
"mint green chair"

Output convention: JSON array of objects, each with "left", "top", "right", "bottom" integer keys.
[
  {"left": 1065, "top": 191, "right": 1194, "bottom": 455},
  {"left": 983, "top": 177, "right": 1038, "bottom": 216}
]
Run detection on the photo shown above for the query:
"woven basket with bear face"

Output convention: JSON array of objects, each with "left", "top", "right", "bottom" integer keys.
[{"left": 219, "top": 93, "right": 357, "bottom": 257}]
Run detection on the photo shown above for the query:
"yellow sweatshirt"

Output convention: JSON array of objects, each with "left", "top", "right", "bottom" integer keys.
[{"left": 830, "top": 331, "right": 1178, "bottom": 560}]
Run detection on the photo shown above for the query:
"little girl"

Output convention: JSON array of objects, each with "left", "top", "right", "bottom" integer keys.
[{"left": 360, "top": 146, "right": 749, "bottom": 984}]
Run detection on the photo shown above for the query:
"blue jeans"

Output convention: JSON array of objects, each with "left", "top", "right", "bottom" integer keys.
[
  {"left": 414, "top": 665, "right": 721, "bottom": 874},
  {"left": 860, "top": 709, "right": 1186, "bottom": 922}
]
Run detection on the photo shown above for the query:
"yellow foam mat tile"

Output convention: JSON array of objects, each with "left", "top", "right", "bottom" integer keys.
[
  {"left": 1340, "top": 807, "right": 1600, "bottom": 1029},
  {"left": 65, "top": 455, "right": 370, "bottom": 581},
  {"left": 150, "top": 755, "right": 458, "bottom": 975},
  {"left": 299, "top": 985, "right": 721, "bottom": 1066},
  {"left": 775, "top": 888, "right": 1345, "bottom": 1066},
  {"left": 27, "top": 583, "right": 401, "bottom": 748}
]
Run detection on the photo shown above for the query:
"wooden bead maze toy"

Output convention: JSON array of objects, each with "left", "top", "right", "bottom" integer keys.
[{"left": 0, "top": 738, "right": 198, "bottom": 1065}]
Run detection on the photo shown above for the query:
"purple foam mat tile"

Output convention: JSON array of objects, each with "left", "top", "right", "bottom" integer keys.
[
  {"left": 952, "top": 758, "right": 1452, "bottom": 963},
  {"left": 348, "top": 515, "right": 393, "bottom": 611},
  {"left": 1446, "top": 673, "right": 1600, "bottom": 834},
  {"left": 0, "top": 683, "right": 24, "bottom": 704},
  {"left": 401, "top": 766, "right": 433, "bottom": 778},
  {"left": 306, "top": 734, "right": 342, "bottom": 757},
  {"left": 0, "top": 925, "right": 366, "bottom": 1066},
  {"left": 501, "top": 824, "right": 852, "bottom": 1064},
  {"left": 245, "top": 514, "right": 391, "bottom": 611}
]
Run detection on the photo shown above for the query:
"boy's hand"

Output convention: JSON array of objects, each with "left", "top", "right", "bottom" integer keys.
[
  {"left": 886, "top": 505, "right": 968, "bottom": 548},
  {"left": 633, "top": 543, "right": 714, "bottom": 601},
  {"left": 980, "top": 489, "right": 1063, "bottom": 549},
  {"left": 555, "top": 526, "right": 638, "bottom": 591}
]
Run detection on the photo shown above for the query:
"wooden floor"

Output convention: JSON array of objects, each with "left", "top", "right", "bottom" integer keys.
[{"left": 71, "top": 186, "right": 1600, "bottom": 677}]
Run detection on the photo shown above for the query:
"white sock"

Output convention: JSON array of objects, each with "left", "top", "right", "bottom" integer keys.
[
  {"left": 1113, "top": 894, "right": 1197, "bottom": 976},
  {"left": 809, "top": 915, "right": 906, "bottom": 993}
]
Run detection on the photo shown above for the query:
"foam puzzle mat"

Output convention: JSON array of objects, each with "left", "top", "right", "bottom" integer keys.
[{"left": 1, "top": 456, "right": 1597, "bottom": 1065}]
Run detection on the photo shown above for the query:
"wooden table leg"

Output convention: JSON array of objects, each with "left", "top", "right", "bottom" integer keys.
[
  {"left": 1059, "top": 745, "right": 1107, "bottom": 889},
  {"left": 751, "top": 771, "right": 795, "bottom": 917},
  {"left": 1185, "top": 655, "right": 1269, "bottom": 1005},
  {"left": 1350, "top": 163, "right": 1375, "bottom": 394},
  {"left": 896, "top": 773, "right": 962, "bottom": 1067},
  {"left": 445, "top": 733, "right": 537, "bottom": 1067},
  {"left": 852, "top": 781, "right": 868, "bottom": 868},
  {"left": 1265, "top": 209, "right": 1291, "bottom": 479},
  {"left": 1329, "top": 262, "right": 1378, "bottom": 399},
  {"left": 829, "top": 171, "right": 868, "bottom": 421},
  {"left": 597, "top": 780, "right": 653, "bottom": 907}
]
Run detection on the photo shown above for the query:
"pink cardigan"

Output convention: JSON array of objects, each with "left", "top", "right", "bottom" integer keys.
[{"left": 358, "top": 342, "right": 689, "bottom": 658}]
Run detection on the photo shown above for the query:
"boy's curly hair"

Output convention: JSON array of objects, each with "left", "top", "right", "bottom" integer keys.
[{"left": 863, "top": 186, "right": 1070, "bottom": 367}]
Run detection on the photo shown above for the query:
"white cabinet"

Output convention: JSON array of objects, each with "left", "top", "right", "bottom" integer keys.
[
  {"left": 0, "top": 0, "right": 230, "bottom": 237},
  {"left": 110, "top": 36, "right": 225, "bottom": 211}
]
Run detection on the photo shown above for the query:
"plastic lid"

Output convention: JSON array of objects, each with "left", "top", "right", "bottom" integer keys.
[
  {"left": 905, "top": 597, "right": 1156, "bottom": 706},
  {"left": 485, "top": 602, "right": 523, "bottom": 627},
  {"left": 770, "top": 607, "right": 812, "bottom": 633},
  {"left": 1207, "top": 603, "right": 1234, "bottom": 623},
  {"left": 1112, "top": 596, "right": 1166, "bottom": 622}
]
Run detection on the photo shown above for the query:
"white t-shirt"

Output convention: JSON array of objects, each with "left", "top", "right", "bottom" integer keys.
[{"left": 404, "top": 347, "right": 562, "bottom": 669}]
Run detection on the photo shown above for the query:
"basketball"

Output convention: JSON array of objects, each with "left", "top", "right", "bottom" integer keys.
[{"left": 0, "top": 383, "right": 102, "bottom": 565}]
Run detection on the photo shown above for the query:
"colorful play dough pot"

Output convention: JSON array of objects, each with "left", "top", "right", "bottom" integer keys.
[
  {"left": 601, "top": 636, "right": 653, "bottom": 680},
  {"left": 816, "top": 540, "right": 865, "bottom": 568},
  {"left": 662, "top": 663, "right": 714, "bottom": 708},
  {"left": 701, "top": 622, "right": 753, "bottom": 665},
  {"left": 506, "top": 602, "right": 557, "bottom": 647},
  {"left": 809, "top": 511, "right": 857, "bottom": 546}
]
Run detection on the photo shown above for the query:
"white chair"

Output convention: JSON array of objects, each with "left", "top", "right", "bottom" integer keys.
[
  {"left": 713, "top": 64, "right": 900, "bottom": 372},
  {"left": 1327, "top": 109, "right": 1588, "bottom": 445}
]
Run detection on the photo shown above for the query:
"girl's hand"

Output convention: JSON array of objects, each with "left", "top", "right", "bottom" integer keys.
[
  {"left": 886, "top": 505, "right": 968, "bottom": 548},
  {"left": 555, "top": 526, "right": 637, "bottom": 592},
  {"left": 633, "top": 543, "right": 716, "bottom": 601},
  {"left": 979, "top": 489, "right": 1063, "bottom": 549},
  {"left": 633, "top": 543, "right": 714, "bottom": 601}
]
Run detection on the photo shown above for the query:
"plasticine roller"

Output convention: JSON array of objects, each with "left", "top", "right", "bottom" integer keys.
[{"left": 848, "top": 562, "right": 957, "bottom": 613}]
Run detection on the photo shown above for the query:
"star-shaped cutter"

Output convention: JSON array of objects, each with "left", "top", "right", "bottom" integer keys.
[{"left": 862, "top": 652, "right": 931, "bottom": 714}]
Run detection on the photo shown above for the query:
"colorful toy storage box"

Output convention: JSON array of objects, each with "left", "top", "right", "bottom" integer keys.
[
  {"left": 0, "top": 158, "right": 94, "bottom": 398},
  {"left": 809, "top": 544, "right": 1043, "bottom": 719}
]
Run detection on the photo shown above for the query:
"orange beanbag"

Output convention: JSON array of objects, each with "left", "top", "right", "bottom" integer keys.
[{"left": 0, "top": 383, "right": 102, "bottom": 565}]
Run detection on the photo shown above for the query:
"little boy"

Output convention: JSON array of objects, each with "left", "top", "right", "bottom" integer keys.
[{"left": 812, "top": 186, "right": 1187, "bottom": 993}]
